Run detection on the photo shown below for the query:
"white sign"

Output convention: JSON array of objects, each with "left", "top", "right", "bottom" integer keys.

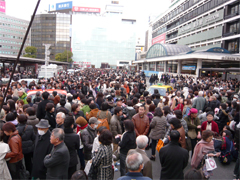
[{"left": 205, "top": 13, "right": 219, "bottom": 23}]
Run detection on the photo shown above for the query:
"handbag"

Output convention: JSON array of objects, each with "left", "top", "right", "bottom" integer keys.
[
  {"left": 88, "top": 161, "right": 98, "bottom": 179},
  {"left": 156, "top": 139, "right": 164, "bottom": 152},
  {"left": 84, "top": 160, "right": 92, "bottom": 175},
  {"left": 205, "top": 156, "right": 217, "bottom": 171},
  {"left": 19, "top": 160, "right": 30, "bottom": 180}
]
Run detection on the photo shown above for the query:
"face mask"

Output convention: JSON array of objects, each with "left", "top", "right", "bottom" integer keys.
[
  {"left": 38, "top": 130, "right": 46, "bottom": 136},
  {"left": 94, "top": 125, "right": 98, "bottom": 129}
]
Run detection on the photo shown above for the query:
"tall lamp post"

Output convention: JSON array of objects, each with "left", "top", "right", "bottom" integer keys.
[{"left": 43, "top": 44, "right": 51, "bottom": 79}]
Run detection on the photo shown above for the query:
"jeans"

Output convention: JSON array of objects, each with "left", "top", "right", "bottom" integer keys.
[
  {"left": 77, "top": 148, "right": 85, "bottom": 169},
  {"left": 151, "top": 139, "right": 157, "bottom": 156},
  {"left": 120, "top": 153, "right": 127, "bottom": 176},
  {"left": 8, "top": 160, "right": 22, "bottom": 180}
]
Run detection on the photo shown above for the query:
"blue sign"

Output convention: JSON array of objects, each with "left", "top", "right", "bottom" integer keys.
[
  {"left": 182, "top": 66, "right": 196, "bottom": 71},
  {"left": 56, "top": 1, "right": 72, "bottom": 11}
]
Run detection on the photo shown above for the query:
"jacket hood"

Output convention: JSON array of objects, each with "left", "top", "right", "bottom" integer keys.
[
  {"left": 28, "top": 115, "right": 37, "bottom": 120},
  {"left": 126, "top": 106, "right": 134, "bottom": 110}
]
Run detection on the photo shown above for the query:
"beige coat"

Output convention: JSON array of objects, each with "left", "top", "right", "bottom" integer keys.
[{"left": 0, "top": 142, "right": 11, "bottom": 180}]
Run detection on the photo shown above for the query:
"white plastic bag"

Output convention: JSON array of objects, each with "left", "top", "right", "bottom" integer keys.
[
  {"left": 205, "top": 157, "right": 217, "bottom": 171},
  {"left": 84, "top": 160, "right": 92, "bottom": 175}
]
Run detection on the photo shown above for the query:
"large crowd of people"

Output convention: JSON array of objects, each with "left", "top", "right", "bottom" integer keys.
[{"left": 0, "top": 68, "right": 239, "bottom": 180}]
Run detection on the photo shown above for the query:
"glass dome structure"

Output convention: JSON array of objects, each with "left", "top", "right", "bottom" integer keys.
[{"left": 146, "top": 43, "right": 192, "bottom": 59}]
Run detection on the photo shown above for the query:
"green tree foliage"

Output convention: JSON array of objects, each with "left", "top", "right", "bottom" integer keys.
[
  {"left": 55, "top": 50, "right": 73, "bottom": 62},
  {"left": 23, "top": 46, "right": 37, "bottom": 58}
]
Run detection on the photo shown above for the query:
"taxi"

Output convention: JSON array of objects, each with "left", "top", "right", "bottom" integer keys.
[
  {"left": 27, "top": 89, "right": 67, "bottom": 101},
  {"left": 147, "top": 83, "right": 173, "bottom": 96}
]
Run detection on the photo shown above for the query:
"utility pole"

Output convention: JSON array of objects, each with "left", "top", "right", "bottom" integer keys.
[{"left": 43, "top": 44, "right": 51, "bottom": 79}]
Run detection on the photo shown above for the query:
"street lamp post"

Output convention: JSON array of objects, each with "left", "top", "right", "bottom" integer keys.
[{"left": 43, "top": 44, "right": 51, "bottom": 79}]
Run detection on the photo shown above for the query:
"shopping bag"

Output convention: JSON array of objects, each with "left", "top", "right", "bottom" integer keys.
[
  {"left": 156, "top": 139, "right": 164, "bottom": 152},
  {"left": 84, "top": 160, "right": 92, "bottom": 175},
  {"left": 205, "top": 157, "right": 217, "bottom": 171}
]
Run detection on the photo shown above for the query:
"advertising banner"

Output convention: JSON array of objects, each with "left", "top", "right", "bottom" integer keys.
[
  {"left": 0, "top": 1, "right": 6, "bottom": 13},
  {"left": 152, "top": 33, "right": 166, "bottom": 45},
  {"left": 72, "top": 6, "right": 101, "bottom": 13},
  {"left": 182, "top": 66, "right": 196, "bottom": 71},
  {"left": 56, "top": 1, "right": 72, "bottom": 11}
]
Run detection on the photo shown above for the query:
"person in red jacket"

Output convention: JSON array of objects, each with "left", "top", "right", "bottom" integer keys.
[{"left": 201, "top": 111, "right": 219, "bottom": 134}]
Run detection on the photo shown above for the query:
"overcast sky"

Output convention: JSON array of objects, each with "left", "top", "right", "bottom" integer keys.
[{"left": 5, "top": 0, "right": 171, "bottom": 44}]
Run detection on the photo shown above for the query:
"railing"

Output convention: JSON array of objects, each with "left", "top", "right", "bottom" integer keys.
[
  {"left": 223, "top": 30, "right": 240, "bottom": 37},
  {"left": 225, "top": 11, "right": 239, "bottom": 19}
]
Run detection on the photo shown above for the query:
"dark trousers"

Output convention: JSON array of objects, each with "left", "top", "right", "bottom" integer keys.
[
  {"left": 77, "top": 148, "right": 85, "bottom": 169},
  {"left": 24, "top": 152, "right": 33, "bottom": 175},
  {"left": 234, "top": 153, "right": 239, "bottom": 178},
  {"left": 151, "top": 139, "right": 157, "bottom": 156},
  {"left": 191, "top": 138, "right": 198, "bottom": 156},
  {"left": 8, "top": 160, "right": 22, "bottom": 180},
  {"left": 68, "top": 165, "right": 76, "bottom": 179},
  {"left": 120, "top": 153, "right": 127, "bottom": 176}
]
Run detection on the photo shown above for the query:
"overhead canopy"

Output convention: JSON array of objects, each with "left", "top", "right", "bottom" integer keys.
[{"left": 146, "top": 43, "right": 192, "bottom": 59}]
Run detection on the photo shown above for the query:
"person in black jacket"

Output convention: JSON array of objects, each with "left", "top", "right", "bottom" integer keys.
[
  {"left": 115, "top": 120, "right": 136, "bottom": 176},
  {"left": 159, "top": 130, "right": 189, "bottom": 180},
  {"left": 64, "top": 116, "right": 80, "bottom": 179},
  {"left": 17, "top": 114, "right": 35, "bottom": 175},
  {"left": 44, "top": 103, "right": 56, "bottom": 131},
  {"left": 37, "top": 91, "right": 50, "bottom": 120},
  {"left": 32, "top": 119, "right": 53, "bottom": 180}
]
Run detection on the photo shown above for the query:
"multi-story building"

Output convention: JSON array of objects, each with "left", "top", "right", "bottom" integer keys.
[
  {"left": 151, "top": 0, "right": 240, "bottom": 53},
  {"left": 31, "top": 13, "right": 71, "bottom": 60},
  {"left": 0, "top": 0, "right": 30, "bottom": 56}
]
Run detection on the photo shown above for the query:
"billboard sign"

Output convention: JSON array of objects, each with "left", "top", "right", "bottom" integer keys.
[
  {"left": 56, "top": 1, "right": 72, "bottom": 11},
  {"left": 72, "top": 6, "right": 101, "bottom": 13},
  {"left": 0, "top": 1, "right": 6, "bottom": 13},
  {"left": 49, "top": 3, "right": 56, "bottom": 12},
  {"left": 182, "top": 66, "right": 196, "bottom": 71},
  {"left": 152, "top": 33, "right": 166, "bottom": 45}
]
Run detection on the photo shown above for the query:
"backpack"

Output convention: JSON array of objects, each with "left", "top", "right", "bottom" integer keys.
[
  {"left": 183, "top": 107, "right": 191, "bottom": 118},
  {"left": 97, "top": 111, "right": 110, "bottom": 130}
]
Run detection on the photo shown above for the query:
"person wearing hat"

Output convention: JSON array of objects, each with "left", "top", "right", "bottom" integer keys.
[
  {"left": 81, "top": 117, "right": 100, "bottom": 162},
  {"left": 201, "top": 111, "right": 219, "bottom": 134},
  {"left": 32, "top": 119, "right": 53, "bottom": 180},
  {"left": 184, "top": 108, "right": 201, "bottom": 155}
]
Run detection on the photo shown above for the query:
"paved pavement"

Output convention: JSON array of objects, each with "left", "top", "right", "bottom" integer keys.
[{"left": 113, "top": 148, "right": 236, "bottom": 180}]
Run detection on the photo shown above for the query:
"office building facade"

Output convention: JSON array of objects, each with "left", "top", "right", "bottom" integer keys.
[
  {"left": 31, "top": 14, "right": 71, "bottom": 60},
  {"left": 151, "top": 0, "right": 240, "bottom": 53}
]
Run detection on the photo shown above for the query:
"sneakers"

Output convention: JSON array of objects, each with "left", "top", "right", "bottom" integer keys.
[
  {"left": 114, "top": 167, "right": 118, "bottom": 172},
  {"left": 115, "top": 162, "right": 120, "bottom": 166},
  {"left": 150, "top": 156, "right": 156, "bottom": 161}
]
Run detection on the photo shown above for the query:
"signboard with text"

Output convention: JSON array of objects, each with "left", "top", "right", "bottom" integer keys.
[
  {"left": 56, "top": 1, "right": 72, "bottom": 11},
  {"left": 0, "top": 1, "right": 6, "bottom": 13},
  {"left": 152, "top": 33, "right": 166, "bottom": 45},
  {"left": 182, "top": 66, "right": 196, "bottom": 71},
  {"left": 72, "top": 6, "right": 101, "bottom": 13}
]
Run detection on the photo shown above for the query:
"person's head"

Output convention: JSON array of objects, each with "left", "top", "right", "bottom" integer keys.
[
  {"left": 42, "top": 91, "right": 50, "bottom": 100},
  {"left": 198, "top": 91, "right": 203, "bottom": 97},
  {"left": 97, "top": 126, "right": 107, "bottom": 135},
  {"left": 56, "top": 112, "right": 66, "bottom": 125},
  {"left": 99, "top": 129, "right": 112, "bottom": 145},
  {"left": 154, "top": 107, "right": 163, "bottom": 117},
  {"left": 64, "top": 116, "right": 75, "bottom": 129},
  {"left": 169, "top": 118, "right": 182, "bottom": 130},
  {"left": 6, "top": 112, "right": 16, "bottom": 122},
  {"left": 26, "top": 96, "right": 32, "bottom": 104},
  {"left": 126, "top": 150, "right": 144, "bottom": 172},
  {"left": 18, "top": 90, "right": 24, "bottom": 97},
  {"left": 71, "top": 170, "right": 87, "bottom": 180},
  {"left": 25, "top": 107, "right": 36, "bottom": 116},
  {"left": 222, "top": 130, "right": 232, "bottom": 140},
  {"left": 89, "top": 103, "right": 97, "bottom": 110},
  {"left": 59, "top": 98, "right": 66, "bottom": 107},
  {"left": 46, "top": 103, "right": 55, "bottom": 113},
  {"left": 101, "top": 102, "right": 108, "bottom": 111},
  {"left": 17, "top": 99, "right": 24, "bottom": 108},
  {"left": 136, "top": 135, "right": 148, "bottom": 150},
  {"left": 2, "top": 122, "right": 16, "bottom": 136},
  {"left": 17, "top": 114, "right": 28, "bottom": 124},
  {"left": 36, "top": 119, "right": 50, "bottom": 135},
  {"left": 124, "top": 119, "right": 134, "bottom": 132},
  {"left": 205, "top": 107, "right": 212, "bottom": 113},
  {"left": 162, "top": 106, "right": 171, "bottom": 116},
  {"left": 206, "top": 111, "right": 214, "bottom": 122},
  {"left": 169, "top": 130, "right": 180, "bottom": 142},
  {"left": 138, "top": 105, "right": 146, "bottom": 116},
  {"left": 220, "top": 103, "right": 226, "bottom": 110},
  {"left": 183, "top": 99, "right": 190, "bottom": 105},
  {"left": 116, "top": 100, "right": 122, "bottom": 107},
  {"left": 50, "top": 128, "right": 65, "bottom": 146},
  {"left": 52, "top": 91, "right": 57, "bottom": 97},
  {"left": 71, "top": 103, "right": 80, "bottom": 112},
  {"left": 89, "top": 117, "right": 100, "bottom": 129},
  {"left": 54, "top": 95, "right": 60, "bottom": 105},
  {"left": 184, "top": 169, "right": 204, "bottom": 180},
  {"left": 188, "top": 108, "right": 198, "bottom": 118},
  {"left": 202, "top": 130, "right": 214, "bottom": 142},
  {"left": 0, "top": 109, "right": 5, "bottom": 120},
  {"left": 223, "top": 125, "right": 230, "bottom": 131},
  {"left": 114, "top": 106, "right": 122, "bottom": 116}
]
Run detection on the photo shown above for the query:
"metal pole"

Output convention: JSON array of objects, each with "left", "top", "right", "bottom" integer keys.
[{"left": 0, "top": 0, "right": 42, "bottom": 111}]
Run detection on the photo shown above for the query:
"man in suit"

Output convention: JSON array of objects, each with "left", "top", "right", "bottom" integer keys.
[
  {"left": 37, "top": 91, "right": 50, "bottom": 120},
  {"left": 159, "top": 130, "right": 189, "bottom": 180},
  {"left": 44, "top": 128, "right": 70, "bottom": 179},
  {"left": 117, "top": 150, "right": 151, "bottom": 180},
  {"left": 64, "top": 116, "right": 80, "bottom": 179},
  {"left": 128, "top": 135, "right": 152, "bottom": 179}
]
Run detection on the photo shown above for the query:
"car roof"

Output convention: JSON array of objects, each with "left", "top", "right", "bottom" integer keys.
[
  {"left": 149, "top": 85, "right": 172, "bottom": 88},
  {"left": 27, "top": 89, "right": 67, "bottom": 96}
]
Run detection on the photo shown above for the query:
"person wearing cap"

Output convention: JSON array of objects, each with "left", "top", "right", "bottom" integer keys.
[
  {"left": 81, "top": 117, "right": 99, "bottom": 162},
  {"left": 201, "top": 111, "right": 219, "bottom": 134},
  {"left": 184, "top": 108, "right": 201, "bottom": 155},
  {"left": 32, "top": 119, "right": 53, "bottom": 180}
]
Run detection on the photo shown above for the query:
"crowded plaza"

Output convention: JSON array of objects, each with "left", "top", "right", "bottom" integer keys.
[{"left": 0, "top": 67, "right": 239, "bottom": 180}]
